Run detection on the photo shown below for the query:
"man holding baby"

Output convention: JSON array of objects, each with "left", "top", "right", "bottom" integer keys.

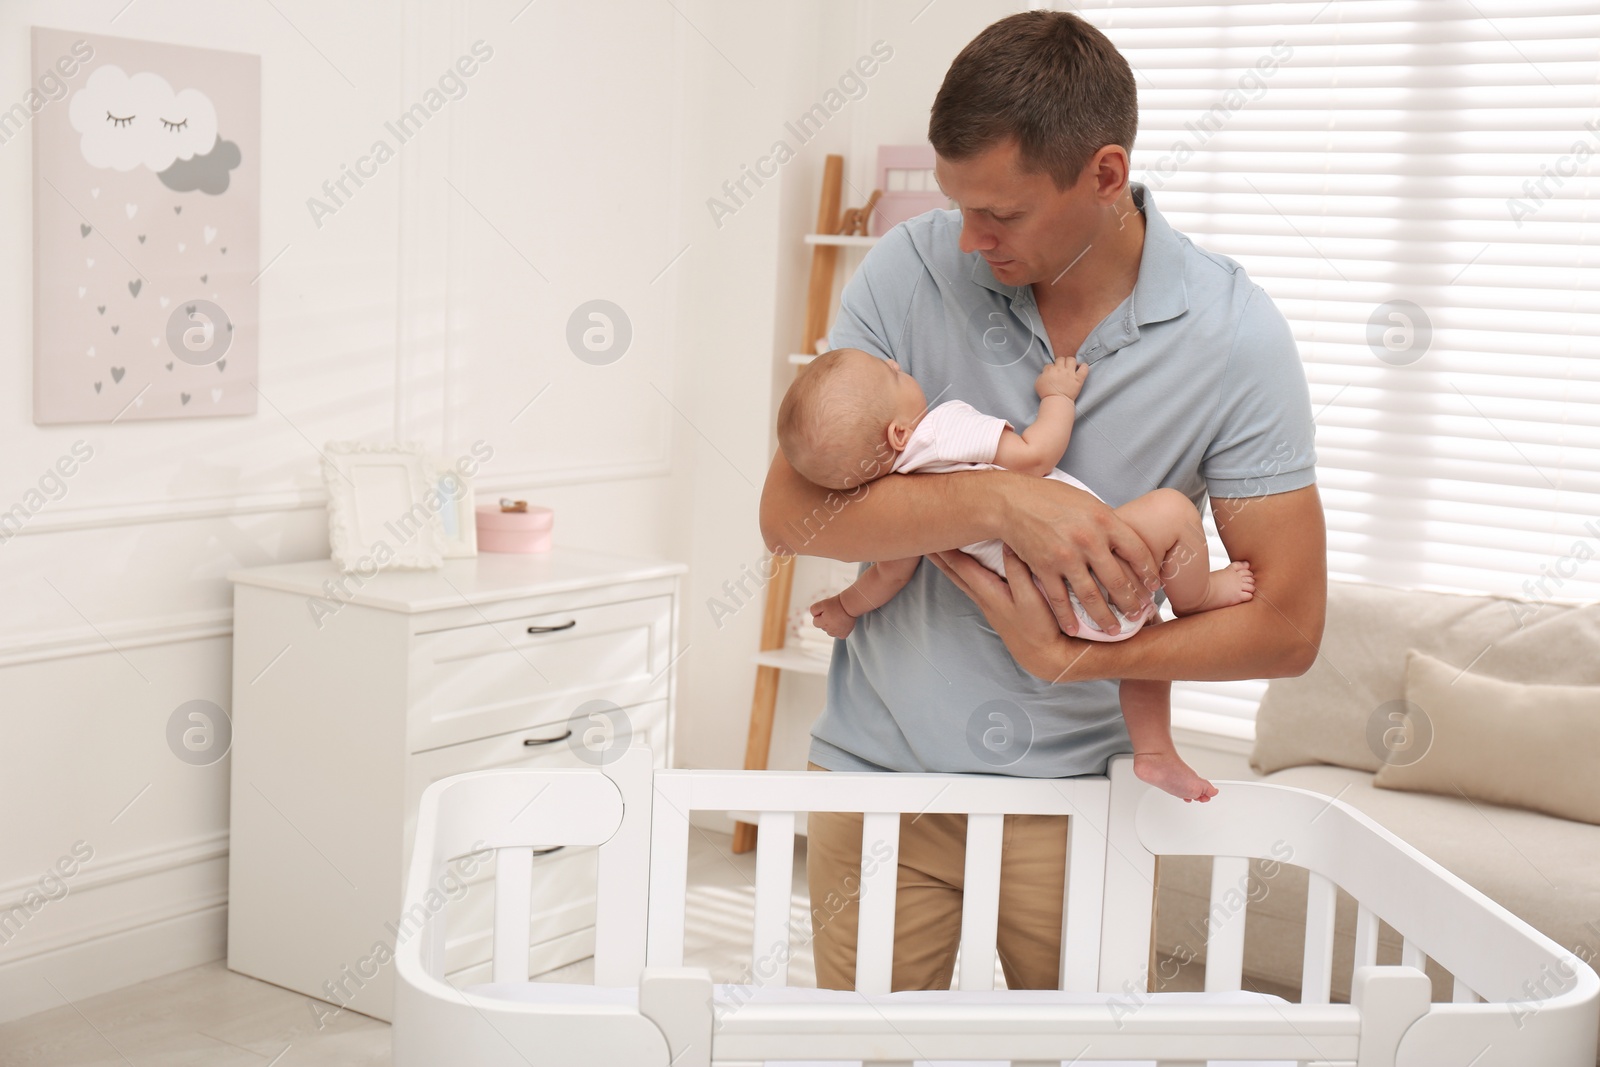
[{"left": 758, "top": 10, "right": 1326, "bottom": 991}]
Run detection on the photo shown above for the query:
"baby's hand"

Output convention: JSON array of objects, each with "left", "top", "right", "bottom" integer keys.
[
  {"left": 810, "top": 595, "right": 856, "bottom": 639},
  {"left": 1036, "top": 357, "right": 1089, "bottom": 401}
]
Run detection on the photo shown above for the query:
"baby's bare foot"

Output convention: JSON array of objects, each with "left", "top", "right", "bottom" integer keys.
[
  {"left": 1193, "top": 560, "right": 1255, "bottom": 614},
  {"left": 1134, "top": 751, "right": 1219, "bottom": 803}
]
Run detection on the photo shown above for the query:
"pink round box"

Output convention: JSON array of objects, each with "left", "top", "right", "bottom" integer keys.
[{"left": 475, "top": 505, "right": 554, "bottom": 553}]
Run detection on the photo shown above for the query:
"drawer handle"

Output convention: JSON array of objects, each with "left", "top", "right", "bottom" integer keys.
[
  {"left": 530, "top": 845, "right": 565, "bottom": 858},
  {"left": 523, "top": 729, "right": 573, "bottom": 747},
  {"left": 526, "top": 620, "right": 577, "bottom": 634}
]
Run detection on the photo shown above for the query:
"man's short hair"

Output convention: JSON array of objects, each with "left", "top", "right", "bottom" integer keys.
[{"left": 928, "top": 10, "right": 1138, "bottom": 191}]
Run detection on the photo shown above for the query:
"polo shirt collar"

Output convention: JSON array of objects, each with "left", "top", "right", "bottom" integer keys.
[
  {"left": 1125, "top": 182, "right": 1188, "bottom": 327},
  {"left": 967, "top": 181, "right": 1189, "bottom": 331}
]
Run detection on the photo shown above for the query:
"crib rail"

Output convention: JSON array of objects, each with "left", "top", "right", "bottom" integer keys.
[
  {"left": 393, "top": 749, "right": 1599, "bottom": 1067},
  {"left": 645, "top": 763, "right": 1114, "bottom": 995},
  {"left": 393, "top": 751, "right": 667, "bottom": 1067},
  {"left": 702, "top": 994, "right": 1367, "bottom": 1065},
  {"left": 1129, "top": 761, "right": 1600, "bottom": 1066}
]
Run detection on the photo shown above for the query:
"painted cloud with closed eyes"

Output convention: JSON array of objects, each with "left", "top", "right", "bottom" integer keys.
[{"left": 68, "top": 64, "right": 218, "bottom": 173}]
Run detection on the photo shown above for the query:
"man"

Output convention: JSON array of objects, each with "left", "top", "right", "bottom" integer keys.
[{"left": 758, "top": 10, "right": 1326, "bottom": 992}]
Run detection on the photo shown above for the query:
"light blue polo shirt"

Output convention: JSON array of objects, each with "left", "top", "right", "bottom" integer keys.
[{"left": 808, "top": 181, "right": 1317, "bottom": 778}]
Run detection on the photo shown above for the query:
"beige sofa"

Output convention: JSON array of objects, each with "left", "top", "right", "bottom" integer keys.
[{"left": 1155, "top": 579, "right": 1600, "bottom": 1057}]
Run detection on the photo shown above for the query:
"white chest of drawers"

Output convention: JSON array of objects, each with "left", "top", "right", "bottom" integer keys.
[{"left": 224, "top": 548, "right": 685, "bottom": 1021}]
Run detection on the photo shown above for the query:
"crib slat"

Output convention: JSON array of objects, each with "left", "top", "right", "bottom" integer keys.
[
  {"left": 1453, "top": 975, "right": 1480, "bottom": 1003},
  {"left": 1353, "top": 902, "right": 1380, "bottom": 972},
  {"left": 855, "top": 811, "right": 900, "bottom": 994},
  {"left": 1098, "top": 759, "right": 1155, "bottom": 993},
  {"left": 751, "top": 811, "right": 796, "bottom": 987},
  {"left": 492, "top": 846, "right": 532, "bottom": 984},
  {"left": 957, "top": 812, "right": 1004, "bottom": 991},
  {"left": 1203, "top": 855, "right": 1248, "bottom": 992},
  {"left": 595, "top": 747, "right": 652, "bottom": 985},
  {"left": 646, "top": 778, "right": 692, "bottom": 967},
  {"left": 423, "top": 872, "right": 448, "bottom": 977},
  {"left": 1401, "top": 936, "right": 1427, "bottom": 975},
  {"left": 1060, "top": 805, "right": 1107, "bottom": 992},
  {"left": 1301, "top": 869, "right": 1337, "bottom": 1004}
]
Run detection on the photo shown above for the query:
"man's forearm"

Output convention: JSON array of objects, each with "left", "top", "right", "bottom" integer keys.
[
  {"left": 1063, "top": 485, "right": 1328, "bottom": 684},
  {"left": 1059, "top": 592, "right": 1324, "bottom": 684},
  {"left": 760, "top": 451, "right": 1017, "bottom": 562}
]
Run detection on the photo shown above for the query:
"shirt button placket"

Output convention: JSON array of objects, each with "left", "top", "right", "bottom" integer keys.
[{"left": 1012, "top": 288, "right": 1051, "bottom": 363}]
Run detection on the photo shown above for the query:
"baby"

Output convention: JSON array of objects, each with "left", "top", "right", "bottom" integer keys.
[{"left": 777, "top": 348, "right": 1257, "bottom": 803}]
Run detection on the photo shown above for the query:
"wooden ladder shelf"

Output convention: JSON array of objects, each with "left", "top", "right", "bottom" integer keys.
[{"left": 732, "top": 153, "right": 857, "bottom": 855}]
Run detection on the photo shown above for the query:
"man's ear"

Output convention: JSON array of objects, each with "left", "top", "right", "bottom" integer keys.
[{"left": 1089, "top": 143, "right": 1130, "bottom": 206}]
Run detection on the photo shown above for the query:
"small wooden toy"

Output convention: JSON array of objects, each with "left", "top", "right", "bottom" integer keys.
[{"left": 836, "top": 189, "right": 882, "bottom": 237}]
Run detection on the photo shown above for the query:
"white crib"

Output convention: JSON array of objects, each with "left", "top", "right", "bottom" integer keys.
[{"left": 392, "top": 748, "right": 1598, "bottom": 1067}]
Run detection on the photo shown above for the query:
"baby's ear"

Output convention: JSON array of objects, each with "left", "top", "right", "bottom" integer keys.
[{"left": 887, "top": 419, "right": 912, "bottom": 452}]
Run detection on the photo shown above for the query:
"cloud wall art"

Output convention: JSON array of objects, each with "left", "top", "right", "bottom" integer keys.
[{"left": 31, "top": 28, "right": 260, "bottom": 424}]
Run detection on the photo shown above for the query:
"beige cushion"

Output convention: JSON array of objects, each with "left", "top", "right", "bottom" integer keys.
[
  {"left": 1371, "top": 649, "right": 1600, "bottom": 825},
  {"left": 1250, "top": 580, "right": 1600, "bottom": 775}
]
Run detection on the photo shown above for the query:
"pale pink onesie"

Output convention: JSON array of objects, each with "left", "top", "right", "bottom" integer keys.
[{"left": 891, "top": 399, "right": 1157, "bottom": 642}]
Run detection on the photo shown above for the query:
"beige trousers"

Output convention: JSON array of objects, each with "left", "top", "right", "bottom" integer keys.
[{"left": 804, "top": 761, "right": 1070, "bottom": 991}]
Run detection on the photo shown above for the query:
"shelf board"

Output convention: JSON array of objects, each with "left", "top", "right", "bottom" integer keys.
[
  {"left": 803, "top": 233, "right": 879, "bottom": 248},
  {"left": 753, "top": 646, "right": 832, "bottom": 676}
]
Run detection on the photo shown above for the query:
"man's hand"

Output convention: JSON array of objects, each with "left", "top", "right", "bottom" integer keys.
[
  {"left": 935, "top": 484, "right": 1327, "bottom": 685},
  {"left": 758, "top": 450, "right": 1159, "bottom": 636},
  {"left": 931, "top": 545, "right": 1172, "bottom": 682},
  {"left": 998, "top": 477, "right": 1161, "bottom": 637},
  {"left": 929, "top": 546, "right": 1076, "bottom": 680},
  {"left": 1035, "top": 356, "right": 1089, "bottom": 402},
  {"left": 810, "top": 594, "right": 856, "bottom": 638}
]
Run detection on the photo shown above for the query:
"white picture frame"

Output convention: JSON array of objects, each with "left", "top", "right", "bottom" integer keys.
[
  {"left": 321, "top": 440, "right": 444, "bottom": 572},
  {"left": 428, "top": 458, "right": 478, "bottom": 559}
]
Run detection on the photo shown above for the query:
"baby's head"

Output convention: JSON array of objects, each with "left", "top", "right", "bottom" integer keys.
[{"left": 777, "top": 348, "right": 927, "bottom": 490}]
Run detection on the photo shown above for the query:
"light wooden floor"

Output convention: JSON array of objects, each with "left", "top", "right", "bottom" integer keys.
[{"left": 0, "top": 826, "right": 807, "bottom": 1066}]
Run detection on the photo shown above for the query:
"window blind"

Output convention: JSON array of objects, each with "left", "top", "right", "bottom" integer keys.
[{"left": 1080, "top": 0, "right": 1600, "bottom": 726}]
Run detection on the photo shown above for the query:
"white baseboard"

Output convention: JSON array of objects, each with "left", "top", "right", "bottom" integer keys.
[
  {"left": 0, "top": 903, "right": 226, "bottom": 1025},
  {"left": 0, "top": 831, "right": 230, "bottom": 1026}
]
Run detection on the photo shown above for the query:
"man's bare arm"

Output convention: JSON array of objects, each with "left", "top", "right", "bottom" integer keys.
[
  {"left": 1067, "top": 484, "right": 1327, "bottom": 681},
  {"left": 759, "top": 449, "right": 1165, "bottom": 629},
  {"left": 759, "top": 449, "right": 1006, "bottom": 561},
  {"left": 931, "top": 484, "right": 1327, "bottom": 682}
]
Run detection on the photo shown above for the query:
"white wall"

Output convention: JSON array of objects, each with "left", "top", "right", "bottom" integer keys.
[
  {"left": 0, "top": 0, "right": 699, "bottom": 1021},
  {"left": 2, "top": 0, "right": 413, "bottom": 1020},
  {"left": 0, "top": 0, "right": 1035, "bottom": 1019},
  {"left": 674, "top": 0, "right": 856, "bottom": 778}
]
